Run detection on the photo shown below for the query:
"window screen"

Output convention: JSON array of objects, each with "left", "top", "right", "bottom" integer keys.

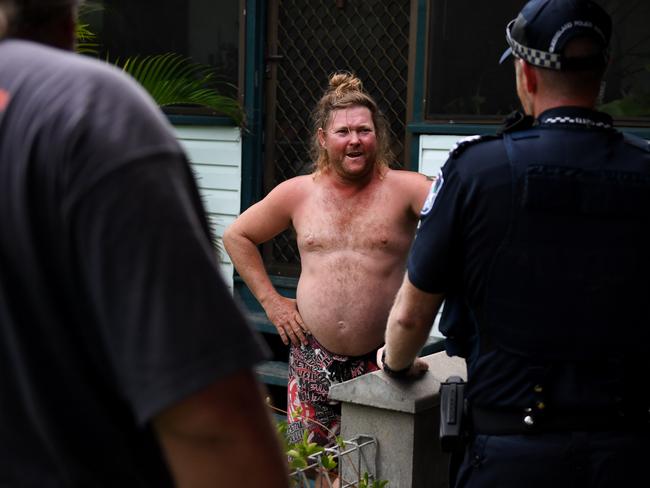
[
  {"left": 81, "top": 0, "right": 240, "bottom": 111},
  {"left": 424, "top": 0, "right": 650, "bottom": 124}
]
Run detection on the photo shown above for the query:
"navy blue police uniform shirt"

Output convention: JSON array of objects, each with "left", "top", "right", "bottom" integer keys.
[
  {"left": 409, "top": 117, "right": 515, "bottom": 409},
  {"left": 407, "top": 107, "right": 650, "bottom": 412}
]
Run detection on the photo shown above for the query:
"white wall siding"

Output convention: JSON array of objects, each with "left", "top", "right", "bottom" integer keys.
[
  {"left": 418, "top": 134, "right": 465, "bottom": 177},
  {"left": 173, "top": 125, "right": 242, "bottom": 291}
]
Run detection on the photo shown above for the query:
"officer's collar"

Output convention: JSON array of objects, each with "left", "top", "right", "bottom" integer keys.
[
  {"left": 537, "top": 106, "right": 614, "bottom": 130},
  {"left": 498, "top": 110, "right": 535, "bottom": 134}
]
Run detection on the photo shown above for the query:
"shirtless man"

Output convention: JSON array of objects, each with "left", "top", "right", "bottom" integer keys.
[{"left": 224, "top": 72, "right": 432, "bottom": 445}]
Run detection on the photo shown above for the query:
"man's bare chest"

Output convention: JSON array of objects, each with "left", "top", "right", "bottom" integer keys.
[{"left": 294, "top": 195, "right": 412, "bottom": 253}]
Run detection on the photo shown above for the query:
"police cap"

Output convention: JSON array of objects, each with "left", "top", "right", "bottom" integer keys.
[{"left": 499, "top": 0, "right": 612, "bottom": 71}]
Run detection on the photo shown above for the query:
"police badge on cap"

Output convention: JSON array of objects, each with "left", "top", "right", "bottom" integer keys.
[{"left": 499, "top": 0, "right": 612, "bottom": 71}]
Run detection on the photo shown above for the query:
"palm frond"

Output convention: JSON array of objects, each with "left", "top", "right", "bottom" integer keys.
[
  {"left": 74, "top": 12, "right": 244, "bottom": 126},
  {"left": 75, "top": 3, "right": 102, "bottom": 56},
  {"left": 76, "top": 22, "right": 100, "bottom": 55},
  {"left": 120, "top": 53, "right": 244, "bottom": 126}
]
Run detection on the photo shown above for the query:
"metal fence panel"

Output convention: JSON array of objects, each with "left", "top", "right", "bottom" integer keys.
[{"left": 266, "top": 0, "right": 411, "bottom": 271}]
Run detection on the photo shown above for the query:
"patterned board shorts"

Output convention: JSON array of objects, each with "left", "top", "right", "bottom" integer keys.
[{"left": 286, "top": 334, "right": 379, "bottom": 446}]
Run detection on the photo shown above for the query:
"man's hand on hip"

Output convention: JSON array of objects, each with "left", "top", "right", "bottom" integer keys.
[{"left": 264, "top": 295, "right": 309, "bottom": 346}]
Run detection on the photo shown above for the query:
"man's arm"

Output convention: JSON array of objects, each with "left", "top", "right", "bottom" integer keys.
[
  {"left": 153, "top": 369, "right": 289, "bottom": 488},
  {"left": 378, "top": 274, "right": 444, "bottom": 376},
  {"left": 406, "top": 172, "right": 435, "bottom": 218},
  {"left": 223, "top": 179, "right": 308, "bottom": 346}
]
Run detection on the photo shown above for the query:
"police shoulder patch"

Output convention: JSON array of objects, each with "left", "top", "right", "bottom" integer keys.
[
  {"left": 420, "top": 170, "right": 444, "bottom": 216},
  {"left": 449, "top": 134, "right": 499, "bottom": 159}
]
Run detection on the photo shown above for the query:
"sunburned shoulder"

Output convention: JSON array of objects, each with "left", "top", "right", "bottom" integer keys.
[
  {"left": 381, "top": 169, "right": 433, "bottom": 216},
  {"left": 265, "top": 174, "right": 314, "bottom": 205},
  {"left": 272, "top": 174, "right": 314, "bottom": 193},
  {"left": 384, "top": 168, "right": 433, "bottom": 191}
]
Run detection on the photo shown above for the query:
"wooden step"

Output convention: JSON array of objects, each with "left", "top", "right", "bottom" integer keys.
[
  {"left": 256, "top": 360, "right": 289, "bottom": 387},
  {"left": 247, "top": 311, "right": 278, "bottom": 335}
]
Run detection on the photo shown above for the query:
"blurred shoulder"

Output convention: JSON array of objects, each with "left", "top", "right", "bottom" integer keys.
[
  {"left": 8, "top": 40, "right": 135, "bottom": 88},
  {"left": 448, "top": 134, "right": 503, "bottom": 160},
  {"left": 447, "top": 111, "right": 535, "bottom": 165}
]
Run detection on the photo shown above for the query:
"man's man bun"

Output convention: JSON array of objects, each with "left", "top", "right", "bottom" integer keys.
[{"left": 327, "top": 72, "right": 364, "bottom": 98}]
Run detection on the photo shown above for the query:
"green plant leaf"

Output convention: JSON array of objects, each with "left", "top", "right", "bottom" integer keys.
[
  {"left": 75, "top": 24, "right": 99, "bottom": 55},
  {"left": 289, "top": 457, "right": 308, "bottom": 470},
  {"left": 320, "top": 454, "right": 337, "bottom": 470},
  {"left": 301, "top": 440, "right": 323, "bottom": 457},
  {"left": 75, "top": 3, "right": 102, "bottom": 56},
  {"left": 118, "top": 53, "right": 244, "bottom": 125},
  {"left": 286, "top": 449, "right": 302, "bottom": 459},
  {"left": 75, "top": 9, "right": 244, "bottom": 126}
]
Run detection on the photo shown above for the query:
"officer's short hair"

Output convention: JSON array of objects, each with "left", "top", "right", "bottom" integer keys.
[
  {"left": 534, "top": 36, "right": 606, "bottom": 98},
  {"left": 500, "top": 0, "right": 612, "bottom": 72}
]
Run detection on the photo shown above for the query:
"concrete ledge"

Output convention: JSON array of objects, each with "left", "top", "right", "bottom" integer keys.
[
  {"left": 329, "top": 351, "right": 466, "bottom": 413},
  {"left": 328, "top": 351, "right": 467, "bottom": 488}
]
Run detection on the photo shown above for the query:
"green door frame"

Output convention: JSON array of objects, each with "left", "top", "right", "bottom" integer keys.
[
  {"left": 241, "top": 0, "right": 268, "bottom": 212},
  {"left": 238, "top": 0, "right": 299, "bottom": 310}
]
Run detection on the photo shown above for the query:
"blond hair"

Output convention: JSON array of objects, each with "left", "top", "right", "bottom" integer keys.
[{"left": 310, "top": 72, "right": 393, "bottom": 176}]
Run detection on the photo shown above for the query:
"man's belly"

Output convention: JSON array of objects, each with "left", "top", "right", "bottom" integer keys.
[{"left": 296, "top": 260, "right": 404, "bottom": 356}]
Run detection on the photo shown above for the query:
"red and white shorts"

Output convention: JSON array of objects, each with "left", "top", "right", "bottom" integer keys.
[{"left": 286, "top": 334, "right": 378, "bottom": 446}]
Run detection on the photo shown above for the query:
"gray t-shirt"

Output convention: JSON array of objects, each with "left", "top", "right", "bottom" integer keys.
[{"left": 0, "top": 39, "right": 265, "bottom": 486}]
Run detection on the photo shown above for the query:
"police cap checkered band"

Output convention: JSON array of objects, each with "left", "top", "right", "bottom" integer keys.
[
  {"left": 499, "top": 0, "right": 612, "bottom": 71},
  {"left": 505, "top": 19, "right": 562, "bottom": 70}
]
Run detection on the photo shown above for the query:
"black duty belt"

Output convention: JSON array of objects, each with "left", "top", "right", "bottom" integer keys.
[{"left": 471, "top": 406, "right": 649, "bottom": 435}]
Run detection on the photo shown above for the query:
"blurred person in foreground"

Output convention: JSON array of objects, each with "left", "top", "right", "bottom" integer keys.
[
  {"left": 378, "top": 1, "right": 650, "bottom": 486},
  {"left": 0, "top": 1, "right": 288, "bottom": 486}
]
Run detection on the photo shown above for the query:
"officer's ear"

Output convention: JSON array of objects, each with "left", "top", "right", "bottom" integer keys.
[{"left": 520, "top": 60, "right": 538, "bottom": 95}]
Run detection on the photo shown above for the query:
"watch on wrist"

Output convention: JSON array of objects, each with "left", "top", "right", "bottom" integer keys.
[{"left": 381, "top": 349, "right": 413, "bottom": 378}]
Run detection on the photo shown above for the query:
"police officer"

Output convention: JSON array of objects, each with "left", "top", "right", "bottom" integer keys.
[{"left": 377, "top": 0, "right": 650, "bottom": 486}]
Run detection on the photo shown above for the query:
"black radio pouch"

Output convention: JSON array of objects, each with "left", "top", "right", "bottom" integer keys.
[{"left": 439, "top": 376, "right": 466, "bottom": 452}]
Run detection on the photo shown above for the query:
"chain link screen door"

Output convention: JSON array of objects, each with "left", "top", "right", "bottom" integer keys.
[{"left": 264, "top": 0, "right": 411, "bottom": 276}]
